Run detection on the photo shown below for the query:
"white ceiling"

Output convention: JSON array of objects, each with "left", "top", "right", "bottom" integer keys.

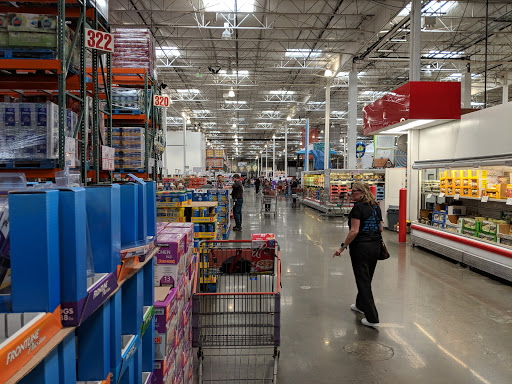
[{"left": 109, "top": 0, "right": 512, "bottom": 159}]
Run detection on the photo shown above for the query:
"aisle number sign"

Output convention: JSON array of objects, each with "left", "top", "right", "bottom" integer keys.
[
  {"left": 154, "top": 95, "right": 170, "bottom": 107},
  {"left": 85, "top": 28, "right": 115, "bottom": 53}
]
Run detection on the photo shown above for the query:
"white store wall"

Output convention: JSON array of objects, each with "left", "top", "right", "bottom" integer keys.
[
  {"left": 407, "top": 102, "right": 512, "bottom": 221},
  {"left": 165, "top": 130, "right": 205, "bottom": 175}
]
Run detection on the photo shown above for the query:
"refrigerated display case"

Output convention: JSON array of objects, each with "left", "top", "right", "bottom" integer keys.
[
  {"left": 300, "top": 169, "right": 385, "bottom": 216},
  {"left": 412, "top": 165, "right": 512, "bottom": 282}
]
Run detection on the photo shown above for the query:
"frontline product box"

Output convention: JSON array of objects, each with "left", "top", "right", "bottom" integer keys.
[{"left": 251, "top": 233, "right": 276, "bottom": 273}]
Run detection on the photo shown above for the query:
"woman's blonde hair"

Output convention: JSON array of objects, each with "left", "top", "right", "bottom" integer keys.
[{"left": 352, "top": 181, "right": 378, "bottom": 206}]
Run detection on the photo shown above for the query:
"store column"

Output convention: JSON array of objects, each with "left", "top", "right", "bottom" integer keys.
[
  {"left": 347, "top": 68, "right": 357, "bottom": 169},
  {"left": 304, "top": 118, "right": 310, "bottom": 172},
  {"left": 409, "top": 0, "right": 421, "bottom": 82},
  {"left": 162, "top": 107, "right": 168, "bottom": 176},
  {"left": 265, "top": 145, "right": 268, "bottom": 177},
  {"left": 272, "top": 135, "right": 276, "bottom": 177},
  {"left": 407, "top": 0, "right": 421, "bottom": 222},
  {"left": 461, "top": 65, "right": 472, "bottom": 108},
  {"left": 324, "top": 82, "right": 331, "bottom": 197},
  {"left": 503, "top": 72, "right": 509, "bottom": 104},
  {"left": 182, "top": 116, "right": 187, "bottom": 175},
  {"left": 284, "top": 124, "right": 288, "bottom": 177}
]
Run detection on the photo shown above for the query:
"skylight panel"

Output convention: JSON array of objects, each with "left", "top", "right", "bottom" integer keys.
[
  {"left": 156, "top": 47, "right": 180, "bottom": 57},
  {"left": 398, "top": 1, "right": 456, "bottom": 17},
  {"left": 218, "top": 69, "right": 250, "bottom": 76},
  {"left": 203, "top": 0, "right": 255, "bottom": 13},
  {"left": 285, "top": 49, "right": 322, "bottom": 58},
  {"left": 426, "top": 50, "right": 464, "bottom": 59},
  {"left": 177, "top": 89, "right": 200, "bottom": 94},
  {"left": 269, "top": 90, "right": 295, "bottom": 95}
]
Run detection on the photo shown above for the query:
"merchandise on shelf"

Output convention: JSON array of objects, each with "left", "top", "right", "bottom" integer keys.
[
  {"left": 112, "top": 28, "right": 156, "bottom": 78},
  {"left": 0, "top": 101, "right": 63, "bottom": 161},
  {"left": 112, "top": 88, "right": 146, "bottom": 113},
  {"left": 112, "top": 127, "right": 145, "bottom": 170},
  {"left": 0, "top": 13, "right": 80, "bottom": 66}
]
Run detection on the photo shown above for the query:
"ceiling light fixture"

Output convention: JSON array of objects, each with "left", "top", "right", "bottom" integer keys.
[
  {"left": 232, "top": 123, "right": 237, "bottom": 128},
  {"left": 186, "top": 118, "right": 191, "bottom": 124},
  {"left": 324, "top": 69, "right": 333, "bottom": 77},
  {"left": 287, "top": 115, "right": 292, "bottom": 121},
  {"left": 228, "top": 88, "right": 235, "bottom": 97}
]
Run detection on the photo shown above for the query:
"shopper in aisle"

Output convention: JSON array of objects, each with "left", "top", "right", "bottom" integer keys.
[
  {"left": 277, "top": 177, "right": 283, "bottom": 195},
  {"left": 291, "top": 178, "right": 299, "bottom": 206},
  {"left": 333, "top": 181, "right": 383, "bottom": 329},
  {"left": 216, "top": 174, "right": 225, "bottom": 189},
  {"left": 255, "top": 177, "right": 261, "bottom": 194},
  {"left": 263, "top": 180, "right": 272, "bottom": 211},
  {"left": 232, "top": 174, "right": 244, "bottom": 231}
]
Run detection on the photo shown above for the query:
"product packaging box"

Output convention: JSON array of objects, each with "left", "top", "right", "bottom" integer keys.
[
  {"left": 154, "top": 263, "right": 182, "bottom": 288},
  {"left": 156, "top": 233, "right": 186, "bottom": 265},
  {"left": 9, "top": 189, "right": 60, "bottom": 313},
  {"left": 251, "top": 233, "right": 276, "bottom": 273},
  {"left": 86, "top": 184, "right": 121, "bottom": 274},
  {"left": 446, "top": 206, "right": 467, "bottom": 216},
  {"left": 154, "top": 287, "right": 178, "bottom": 360},
  {"left": 161, "top": 227, "right": 191, "bottom": 253}
]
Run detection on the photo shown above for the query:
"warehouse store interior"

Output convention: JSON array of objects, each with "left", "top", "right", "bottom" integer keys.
[{"left": 1, "top": 0, "right": 512, "bottom": 384}]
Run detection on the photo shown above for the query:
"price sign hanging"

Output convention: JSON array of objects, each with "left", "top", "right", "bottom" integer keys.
[{"left": 85, "top": 28, "right": 115, "bottom": 53}]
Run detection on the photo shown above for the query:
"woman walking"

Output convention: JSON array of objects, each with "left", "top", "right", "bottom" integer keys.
[{"left": 333, "top": 181, "right": 383, "bottom": 329}]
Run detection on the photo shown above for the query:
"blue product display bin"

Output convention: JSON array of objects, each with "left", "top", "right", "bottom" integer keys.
[
  {"left": 9, "top": 189, "right": 60, "bottom": 313},
  {"left": 86, "top": 184, "right": 121, "bottom": 274},
  {"left": 120, "top": 183, "right": 139, "bottom": 247}
]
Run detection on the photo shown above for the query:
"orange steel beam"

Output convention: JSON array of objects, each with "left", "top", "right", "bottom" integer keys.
[
  {"left": 0, "top": 59, "right": 61, "bottom": 73},
  {"left": 0, "top": 6, "right": 88, "bottom": 17}
]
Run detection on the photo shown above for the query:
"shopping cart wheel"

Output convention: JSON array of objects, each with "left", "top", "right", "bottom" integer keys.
[{"left": 197, "top": 348, "right": 204, "bottom": 360}]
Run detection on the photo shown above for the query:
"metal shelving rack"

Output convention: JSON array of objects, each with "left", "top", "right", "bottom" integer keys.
[
  {"left": 0, "top": 0, "right": 112, "bottom": 185},
  {"left": 110, "top": 68, "right": 162, "bottom": 180}
]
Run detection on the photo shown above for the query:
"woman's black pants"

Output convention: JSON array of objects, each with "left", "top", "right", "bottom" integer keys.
[{"left": 349, "top": 241, "right": 380, "bottom": 323}]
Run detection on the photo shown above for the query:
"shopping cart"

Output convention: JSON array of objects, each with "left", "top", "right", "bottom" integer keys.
[
  {"left": 261, "top": 190, "right": 278, "bottom": 217},
  {"left": 193, "top": 240, "right": 281, "bottom": 384},
  {"left": 291, "top": 188, "right": 303, "bottom": 208}
]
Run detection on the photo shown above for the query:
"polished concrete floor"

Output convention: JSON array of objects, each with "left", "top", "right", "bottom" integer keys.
[{"left": 223, "top": 189, "right": 512, "bottom": 384}]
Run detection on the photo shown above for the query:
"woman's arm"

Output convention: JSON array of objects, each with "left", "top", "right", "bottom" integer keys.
[
  {"left": 380, "top": 221, "right": 384, "bottom": 232},
  {"left": 334, "top": 218, "right": 359, "bottom": 256}
]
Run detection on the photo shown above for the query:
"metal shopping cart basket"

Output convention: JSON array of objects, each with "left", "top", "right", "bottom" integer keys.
[
  {"left": 261, "top": 190, "right": 278, "bottom": 217},
  {"left": 193, "top": 240, "right": 281, "bottom": 383}
]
